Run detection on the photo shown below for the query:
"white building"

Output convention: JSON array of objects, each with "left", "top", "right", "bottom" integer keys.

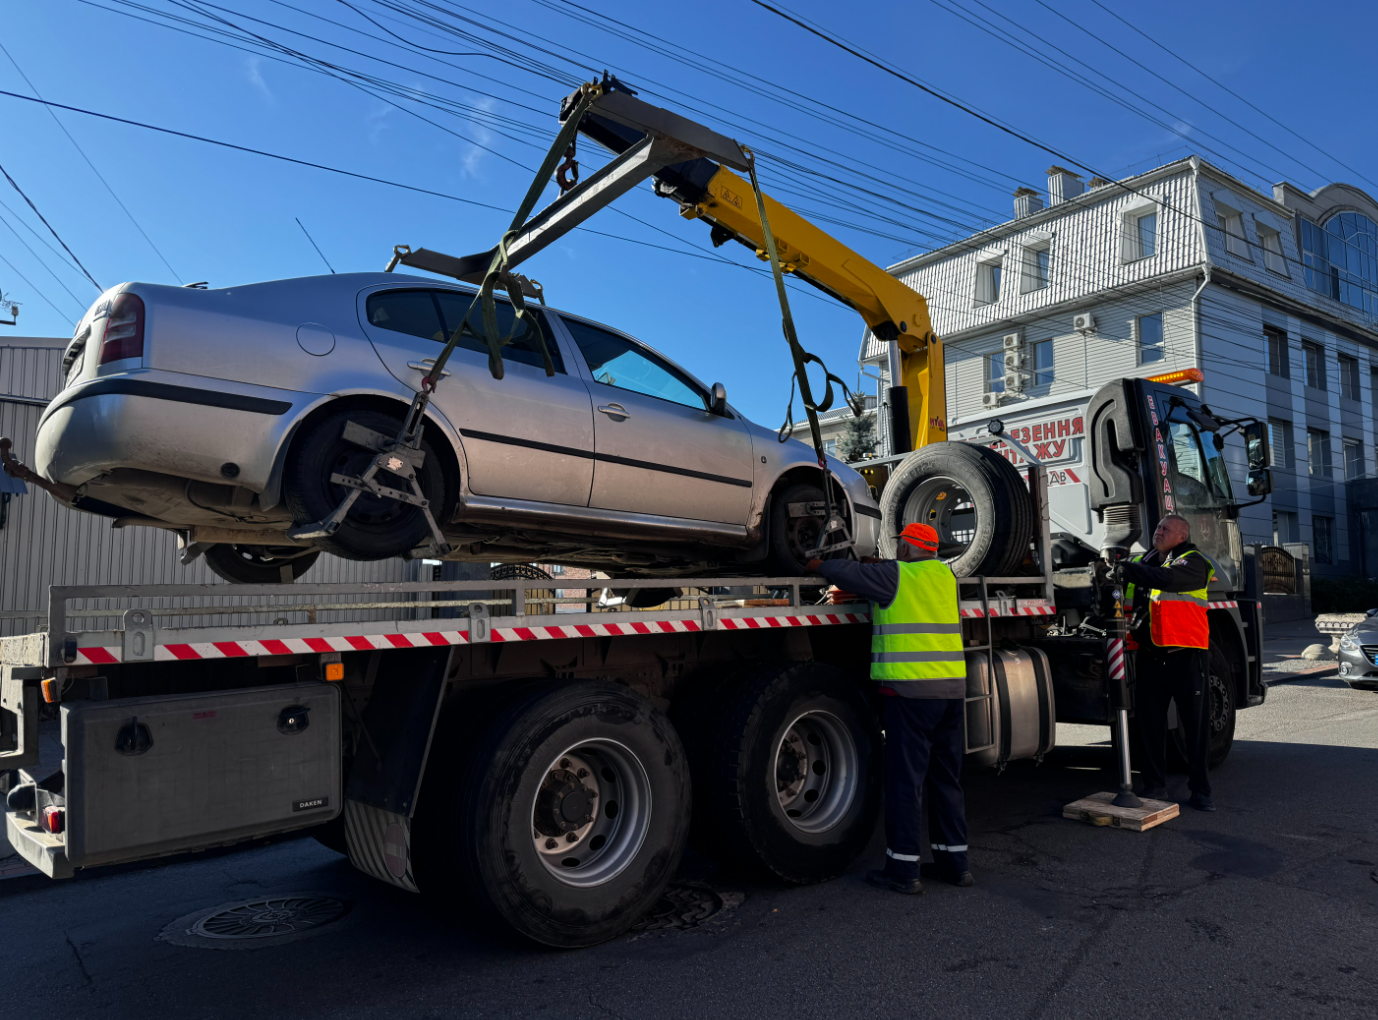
[{"left": 856, "top": 157, "right": 1378, "bottom": 578}]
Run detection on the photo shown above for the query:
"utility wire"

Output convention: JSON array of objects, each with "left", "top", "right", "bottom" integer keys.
[
  {"left": 0, "top": 209, "right": 88, "bottom": 312},
  {"left": 295, "top": 217, "right": 335, "bottom": 273},
  {"left": 0, "top": 161, "right": 101, "bottom": 291},
  {"left": 0, "top": 40, "right": 180, "bottom": 282},
  {"left": 0, "top": 247, "right": 71, "bottom": 318}
]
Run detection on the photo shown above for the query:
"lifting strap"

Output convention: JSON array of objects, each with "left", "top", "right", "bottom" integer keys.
[{"left": 741, "top": 148, "right": 855, "bottom": 556}]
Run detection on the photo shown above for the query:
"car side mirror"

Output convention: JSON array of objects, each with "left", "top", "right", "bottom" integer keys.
[
  {"left": 1243, "top": 421, "right": 1270, "bottom": 472},
  {"left": 710, "top": 382, "right": 728, "bottom": 416},
  {"left": 1246, "top": 467, "right": 1272, "bottom": 497}
]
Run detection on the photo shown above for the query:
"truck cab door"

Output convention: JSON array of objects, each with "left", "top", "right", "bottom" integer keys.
[
  {"left": 359, "top": 286, "right": 595, "bottom": 507},
  {"left": 1143, "top": 386, "right": 1240, "bottom": 590},
  {"left": 556, "top": 315, "right": 754, "bottom": 525}
]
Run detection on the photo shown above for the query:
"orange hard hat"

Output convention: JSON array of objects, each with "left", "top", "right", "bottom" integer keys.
[{"left": 898, "top": 522, "right": 939, "bottom": 552}]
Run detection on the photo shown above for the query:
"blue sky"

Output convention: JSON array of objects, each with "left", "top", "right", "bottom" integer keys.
[{"left": 3, "top": 0, "right": 1375, "bottom": 425}]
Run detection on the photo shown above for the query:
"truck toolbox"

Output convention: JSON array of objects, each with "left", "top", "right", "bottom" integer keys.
[{"left": 61, "top": 683, "right": 340, "bottom": 868}]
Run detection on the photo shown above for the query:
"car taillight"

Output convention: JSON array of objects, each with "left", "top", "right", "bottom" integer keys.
[{"left": 98, "top": 293, "right": 145, "bottom": 365}]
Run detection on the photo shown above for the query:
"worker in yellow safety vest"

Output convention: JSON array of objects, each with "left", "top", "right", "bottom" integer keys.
[
  {"left": 807, "top": 521, "right": 971, "bottom": 895},
  {"left": 1119, "top": 513, "right": 1218, "bottom": 811}
]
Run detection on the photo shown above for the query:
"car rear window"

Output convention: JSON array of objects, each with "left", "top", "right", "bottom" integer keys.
[{"left": 366, "top": 289, "right": 563, "bottom": 374}]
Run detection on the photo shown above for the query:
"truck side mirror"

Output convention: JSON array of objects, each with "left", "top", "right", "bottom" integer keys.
[
  {"left": 1246, "top": 468, "right": 1273, "bottom": 497},
  {"left": 1243, "top": 421, "right": 1270, "bottom": 471},
  {"left": 710, "top": 382, "right": 728, "bottom": 416}
]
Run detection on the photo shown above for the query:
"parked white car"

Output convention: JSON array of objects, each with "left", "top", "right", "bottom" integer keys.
[{"left": 33, "top": 273, "right": 879, "bottom": 582}]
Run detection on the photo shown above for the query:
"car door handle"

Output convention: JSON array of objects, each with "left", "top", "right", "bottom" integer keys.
[
  {"left": 597, "top": 403, "right": 630, "bottom": 418},
  {"left": 407, "top": 359, "right": 451, "bottom": 378}
]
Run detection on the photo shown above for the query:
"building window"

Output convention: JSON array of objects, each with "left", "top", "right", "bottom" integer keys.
[
  {"left": 1215, "top": 200, "right": 1251, "bottom": 258},
  {"left": 1258, "top": 224, "right": 1288, "bottom": 275},
  {"left": 1308, "top": 428, "right": 1332, "bottom": 478},
  {"left": 1267, "top": 418, "right": 1294, "bottom": 469},
  {"left": 1302, "top": 341, "right": 1325, "bottom": 391},
  {"left": 1022, "top": 244, "right": 1050, "bottom": 291},
  {"left": 1264, "top": 326, "right": 1289, "bottom": 378},
  {"left": 1136, "top": 212, "right": 1157, "bottom": 259},
  {"left": 550, "top": 563, "right": 565, "bottom": 576},
  {"left": 1032, "top": 339, "right": 1054, "bottom": 386},
  {"left": 1339, "top": 354, "right": 1361, "bottom": 401},
  {"left": 1344, "top": 439, "right": 1363, "bottom": 480},
  {"left": 823, "top": 438, "right": 837, "bottom": 457},
  {"left": 1313, "top": 515, "right": 1334, "bottom": 564},
  {"left": 988, "top": 352, "right": 1005, "bottom": 393},
  {"left": 975, "top": 259, "right": 1002, "bottom": 304},
  {"left": 1273, "top": 509, "right": 1299, "bottom": 545},
  {"left": 1302, "top": 212, "right": 1378, "bottom": 315},
  {"left": 1138, "top": 312, "right": 1165, "bottom": 365}
]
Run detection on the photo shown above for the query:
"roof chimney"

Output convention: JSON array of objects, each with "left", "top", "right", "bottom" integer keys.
[
  {"left": 1013, "top": 187, "right": 1044, "bottom": 219},
  {"left": 1046, "top": 166, "right": 1084, "bottom": 206},
  {"left": 1088, "top": 176, "right": 1112, "bottom": 188}
]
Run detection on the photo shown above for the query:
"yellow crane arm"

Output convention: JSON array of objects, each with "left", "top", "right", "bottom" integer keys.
[{"left": 679, "top": 162, "right": 945, "bottom": 451}]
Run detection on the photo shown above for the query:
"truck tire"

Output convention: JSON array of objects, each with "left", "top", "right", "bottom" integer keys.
[
  {"left": 1168, "top": 639, "right": 1237, "bottom": 769},
  {"left": 202, "top": 543, "right": 320, "bottom": 584},
  {"left": 284, "top": 408, "right": 453, "bottom": 561},
  {"left": 421, "top": 681, "right": 690, "bottom": 948},
  {"left": 766, "top": 482, "right": 849, "bottom": 575},
  {"left": 687, "top": 662, "right": 881, "bottom": 884},
  {"left": 878, "top": 442, "right": 1034, "bottom": 577}
]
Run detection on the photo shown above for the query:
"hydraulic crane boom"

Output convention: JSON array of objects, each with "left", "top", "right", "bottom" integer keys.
[{"left": 390, "top": 82, "right": 946, "bottom": 454}]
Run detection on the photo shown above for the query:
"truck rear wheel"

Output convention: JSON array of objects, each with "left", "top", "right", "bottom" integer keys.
[
  {"left": 686, "top": 662, "right": 881, "bottom": 884},
  {"left": 424, "top": 681, "right": 690, "bottom": 948},
  {"left": 879, "top": 442, "right": 1034, "bottom": 577}
]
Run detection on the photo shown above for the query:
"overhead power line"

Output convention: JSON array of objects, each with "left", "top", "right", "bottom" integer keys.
[
  {"left": 0, "top": 161, "right": 101, "bottom": 291},
  {"left": 295, "top": 217, "right": 335, "bottom": 273}
]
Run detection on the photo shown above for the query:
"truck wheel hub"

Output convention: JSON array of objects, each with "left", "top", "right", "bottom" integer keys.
[{"left": 534, "top": 768, "right": 597, "bottom": 836}]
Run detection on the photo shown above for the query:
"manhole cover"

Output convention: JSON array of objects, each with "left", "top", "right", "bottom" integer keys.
[
  {"left": 631, "top": 883, "right": 741, "bottom": 932},
  {"left": 159, "top": 893, "right": 351, "bottom": 950}
]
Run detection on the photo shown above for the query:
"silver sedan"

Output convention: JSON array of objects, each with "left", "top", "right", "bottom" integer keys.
[{"left": 34, "top": 273, "right": 878, "bottom": 582}]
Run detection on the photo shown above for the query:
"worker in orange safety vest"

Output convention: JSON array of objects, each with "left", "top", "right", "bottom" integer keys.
[{"left": 1119, "top": 513, "right": 1218, "bottom": 811}]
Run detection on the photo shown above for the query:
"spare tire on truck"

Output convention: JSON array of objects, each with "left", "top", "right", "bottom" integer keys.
[{"left": 879, "top": 442, "right": 1034, "bottom": 577}]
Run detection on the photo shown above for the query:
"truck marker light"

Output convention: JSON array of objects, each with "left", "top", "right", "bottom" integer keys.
[
  {"left": 40, "top": 678, "right": 58, "bottom": 703},
  {"left": 42, "top": 806, "right": 63, "bottom": 834},
  {"left": 1145, "top": 367, "right": 1204, "bottom": 386},
  {"left": 324, "top": 662, "right": 344, "bottom": 682}
]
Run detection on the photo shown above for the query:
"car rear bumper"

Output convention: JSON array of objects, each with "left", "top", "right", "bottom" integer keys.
[{"left": 35, "top": 372, "right": 313, "bottom": 492}]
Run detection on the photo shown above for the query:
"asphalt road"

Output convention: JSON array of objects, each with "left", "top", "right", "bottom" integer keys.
[{"left": 3, "top": 675, "right": 1376, "bottom": 1020}]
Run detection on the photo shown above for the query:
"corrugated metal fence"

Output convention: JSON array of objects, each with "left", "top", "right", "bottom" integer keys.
[{"left": 1, "top": 338, "right": 412, "bottom": 637}]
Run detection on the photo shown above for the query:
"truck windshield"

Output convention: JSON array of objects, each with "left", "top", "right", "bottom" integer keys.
[{"left": 1166, "top": 415, "right": 1233, "bottom": 505}]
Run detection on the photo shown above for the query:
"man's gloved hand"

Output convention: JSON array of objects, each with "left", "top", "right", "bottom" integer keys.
[{"left": 825, "top": 587, "right": 862, "bottom": 605}]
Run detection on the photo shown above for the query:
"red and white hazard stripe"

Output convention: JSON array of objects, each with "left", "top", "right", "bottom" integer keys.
[
  {"left": 68, "top": 611, "right": 872, "bottom": 666},
  {"left": 1206, "top": 600, "right": 1238, "bottom": 610},
  {"left": 959, "top": 603, "right": 1056, "bottom": 618},
  {"left": 1107, "top": 638, "right": 1126, "bottom": 680}
]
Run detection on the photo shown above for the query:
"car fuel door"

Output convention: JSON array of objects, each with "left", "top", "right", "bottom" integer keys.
[
  {"left": 559, "top": 317, "right": 754, "bottom": 525},
  {"left": 360, "top": 287, "right": 595, "bottom": 505}
]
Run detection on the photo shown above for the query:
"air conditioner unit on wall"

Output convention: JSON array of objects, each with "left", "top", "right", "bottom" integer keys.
[
  {"left": 983, "top": 391, "right": 1003, "bottom": 408},
  {"left": 1003, "top": 333, "right": 1023, "bottom": 350},
  {"left": 1004, "top": 371, "right": 1027, "bottom": 393},
  {"left": 1003, "top": 350, "right": 1026, "bottom": 370},
  {"left": 1073, "top": 312, "right": 1096, "bottom": 333}
]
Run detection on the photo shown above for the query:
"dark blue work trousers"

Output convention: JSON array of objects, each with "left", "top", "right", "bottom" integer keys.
[
  {"left": 1134, "top": 646, "right": 1212, "bottom": 797},
  {"left": 882, "top": 696, "right": 968, "bottom": 879}
]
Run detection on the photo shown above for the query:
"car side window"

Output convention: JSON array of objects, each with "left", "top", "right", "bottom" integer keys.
[
  {"left": 365, "top": 289, "right": 563, "bottom": 374},
  {"left": 366, "top": 289, "right": 444, "bottom": 341},
  {"left": 563, "top": 319, "right": 707, "bottom": 411},
  {"left": 432, "top": 291, "right": 564, "bottom": 374}
]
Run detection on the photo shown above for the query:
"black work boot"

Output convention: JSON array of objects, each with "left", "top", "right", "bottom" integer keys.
[
  {"left": 866, "top": 869, "right": 923, "bottom": 895},
  {"left": 920, "top": 863, "right": 976, "bottom": 887},
  {"left": 1188, "top": 792, "right": 1216, "bottom": 812}
]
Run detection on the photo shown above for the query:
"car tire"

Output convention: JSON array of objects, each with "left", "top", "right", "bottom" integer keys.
[
  {"left": 766, "top": 482, "right": 850, "bottom": 575},
  {"left": 202, "top": 543, "right": 321, "bottom": 584},
  {"left": 878, "top": 442, "right": 1034, "bottom": 577},
  {"left": 417, "top": 681, "right": 690, "bottom": 948},
  {"left": 685, "top": 661, "right": 881, "bottom": 884},
  {"left": 283, "top": 409, "right": 454, "bottom": 561}
]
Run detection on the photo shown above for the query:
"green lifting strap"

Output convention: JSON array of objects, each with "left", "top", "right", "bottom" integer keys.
[{"left": 422, "top": 84, "right": 602, "bottom": 388}]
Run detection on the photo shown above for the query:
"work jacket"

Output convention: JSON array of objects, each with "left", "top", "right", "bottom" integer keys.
[
  {"left": 870, "top": 559, "right": 966, "bottom": 695},
  {"left": 1124, "top": 544, "right": 1216, "bottom": 650}
]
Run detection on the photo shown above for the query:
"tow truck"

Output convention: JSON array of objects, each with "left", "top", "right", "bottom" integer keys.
[{"left": 1, "top": 82, "right": 1274, "bottom": 947}]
